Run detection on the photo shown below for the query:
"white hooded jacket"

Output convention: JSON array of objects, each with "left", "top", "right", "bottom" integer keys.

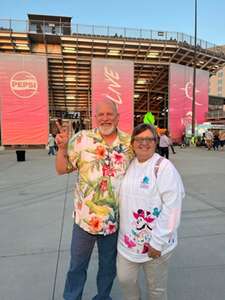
[{"left": 118, "top": 153, "right": 185, "bottom": 263}]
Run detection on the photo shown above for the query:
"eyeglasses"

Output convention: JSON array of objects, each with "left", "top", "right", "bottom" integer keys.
[{"left": 133, "top": 137, "right": 156, "bottom": 144}]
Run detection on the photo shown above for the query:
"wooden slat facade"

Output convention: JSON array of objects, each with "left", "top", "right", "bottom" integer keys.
[{"left": 1, "top": 16, "right": 225, "bottom": 126}]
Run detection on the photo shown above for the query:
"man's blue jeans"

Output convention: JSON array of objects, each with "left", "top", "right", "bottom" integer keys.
[{"left": 63, "top": 223, "right": 118, "bottom": 300}]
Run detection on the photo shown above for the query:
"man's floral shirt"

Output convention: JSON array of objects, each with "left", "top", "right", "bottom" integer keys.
[{"left": 68, "top": 128, "right": 133, "bottom": 235}]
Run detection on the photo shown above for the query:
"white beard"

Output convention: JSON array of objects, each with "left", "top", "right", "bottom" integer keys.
[{"left": 99, "top": 125, "right": 116, "bottom": 136}]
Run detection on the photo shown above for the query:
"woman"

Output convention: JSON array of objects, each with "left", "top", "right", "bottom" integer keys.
[{"left": 117, "top": 124, "right": 185, "bottom": 300}]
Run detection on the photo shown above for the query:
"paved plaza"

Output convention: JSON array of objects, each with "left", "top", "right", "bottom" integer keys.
[{"left": 0, "top": 146, "right": 225, "bottom": 300}]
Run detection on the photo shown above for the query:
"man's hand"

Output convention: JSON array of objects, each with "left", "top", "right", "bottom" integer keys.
[
  {"left": 148, "top": 245, "right": 161, "bottom": 259},
  {"left": 55, "top": 120, "right": 70, "bottom": 151},
  {"left": 55, "top": 120, "right": 72, "bottom": 175}
]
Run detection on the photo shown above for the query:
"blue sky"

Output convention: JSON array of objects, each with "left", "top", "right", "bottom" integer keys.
[{"left": 1, "top": 0, "right": 225, "bottom": 45}]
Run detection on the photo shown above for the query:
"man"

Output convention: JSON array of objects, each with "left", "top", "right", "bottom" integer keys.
[
  {"left": 55, "top": 99, "right": 133, "bottom": 300},
  {"left": 159, "top": 130, "right": 171, "bottom": 159}
]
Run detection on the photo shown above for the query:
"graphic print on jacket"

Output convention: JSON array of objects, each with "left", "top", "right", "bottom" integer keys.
[
  {"left": 140, "top": 176, "right": 150, "bottom": 189},
  {"left": 124, "top": 208, "right": 161, "bottom": 254}
]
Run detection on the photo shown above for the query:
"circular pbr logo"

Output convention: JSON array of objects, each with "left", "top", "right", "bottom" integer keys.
[{"left": 10, "top": 71, "right": 38, "bottom": 98}]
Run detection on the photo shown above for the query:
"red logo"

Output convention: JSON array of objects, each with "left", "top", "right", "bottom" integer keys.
[{"left": 10, "top": 71, "right": 38, "bottom": 98}]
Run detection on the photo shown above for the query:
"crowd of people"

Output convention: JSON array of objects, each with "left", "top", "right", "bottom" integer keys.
[
  {"left": 188, "top": 129, "right": 225, "bottom": 151},
  {"left": 55, "top": 100, "right": 185, "bottom": 300},
  {"left": 203, "top": 129, "right": 225, "bottom": 151}
]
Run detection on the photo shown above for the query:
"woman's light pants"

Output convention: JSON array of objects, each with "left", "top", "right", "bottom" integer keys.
[{"left": 117, "top": 252, "right": 172, "bottom": 300}]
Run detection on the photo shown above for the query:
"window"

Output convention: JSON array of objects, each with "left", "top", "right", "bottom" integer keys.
[{"left": 218, "top": 79, "right": 223, "bottom": 86}]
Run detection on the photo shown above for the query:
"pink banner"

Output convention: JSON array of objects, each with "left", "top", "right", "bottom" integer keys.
[
  {"left": 92, "top": 58, "right": 133, "bottom": 134},
  {"left": 0, "top": 54, "right": 48, "bottom": 145},
  {"left": 169, "top": 63, "right": 209, "bottom": 142}
]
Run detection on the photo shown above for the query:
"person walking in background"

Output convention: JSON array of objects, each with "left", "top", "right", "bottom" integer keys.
[
  {"left": 55, "top": 99, "right": 133, "bottom": 300},
  {"left": 159, "top": 130, "right": 171, "bottom": 159},
  {"left": 80, "top": 118, "right": 85, "bottom": 130},
  {"left": 74, "top": 120, "right": 81, "bottom": 133},
  {"left": 167, "top": 130, "right": 176, "bottom": 154},
  {"left": 213, "top": 131, "right": 220, "bottom": 151},
  {"left": 219, "top": 130, "right": 225, "bottom": 151},
  {"left": 117, "top": 123, "right": 184, "bottom": 300},
  {"left": 205, "top": 130, "right": 214, "bottom": 150},
  {"left": 52, "top": 134, "right": 58, "bottom": 152},
  {"left": 48, "top": 134, "right": 55, "bottom": 156},
  {"left": 72, "top": 119, "right": 86, "bottom": 134}
]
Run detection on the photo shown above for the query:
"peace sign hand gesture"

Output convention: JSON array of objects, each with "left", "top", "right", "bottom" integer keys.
[{"left": 55, "top": 119, "right": 70, "bottom": 151}]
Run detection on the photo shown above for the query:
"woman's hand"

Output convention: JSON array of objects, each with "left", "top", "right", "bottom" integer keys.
[{"left": 148, "top": 245, "right": 161, "bottom": 259}]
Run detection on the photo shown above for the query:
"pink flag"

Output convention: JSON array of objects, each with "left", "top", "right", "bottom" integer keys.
[
  {"left": 0, "top": 54, "right": 48, "bottom": 145},
  {"left": 169, "top": 63, "right": 209, "bottom": 142},
  {"left": 92, "top": 58, "right": 134, "bottom": 134}
]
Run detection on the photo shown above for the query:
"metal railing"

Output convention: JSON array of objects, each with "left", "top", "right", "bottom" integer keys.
[
  {"left": 206, "top": 111, "right": 225, "bottom": 119},
  {"left": 0, "top": 18, "right": 225, "bottom": 56}
]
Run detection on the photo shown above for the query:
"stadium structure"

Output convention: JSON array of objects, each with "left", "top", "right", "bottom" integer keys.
[{"left": 1, "top": 14, "right": 225, "bottom": 129}]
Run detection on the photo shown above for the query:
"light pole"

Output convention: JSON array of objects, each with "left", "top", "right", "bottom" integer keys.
[{"left": 192, "top": 0, "right": 197, "bottom": 137}]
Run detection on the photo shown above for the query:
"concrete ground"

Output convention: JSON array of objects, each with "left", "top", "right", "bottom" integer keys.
[{"left": 0, "top": 146, "right": 225, "bottom": 300}]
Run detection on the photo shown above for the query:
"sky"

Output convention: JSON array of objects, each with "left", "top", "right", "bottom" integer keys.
[{"left": 1, "top": 0, "right": 225, "bottom": 45}]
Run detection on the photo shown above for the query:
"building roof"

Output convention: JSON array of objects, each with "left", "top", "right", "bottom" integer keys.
[
  {"left": 27, "top": 14, "right": 72, "bottom": 22},
  {"left": 1, "top": 17, "right": 225, "bottom": 122}
]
